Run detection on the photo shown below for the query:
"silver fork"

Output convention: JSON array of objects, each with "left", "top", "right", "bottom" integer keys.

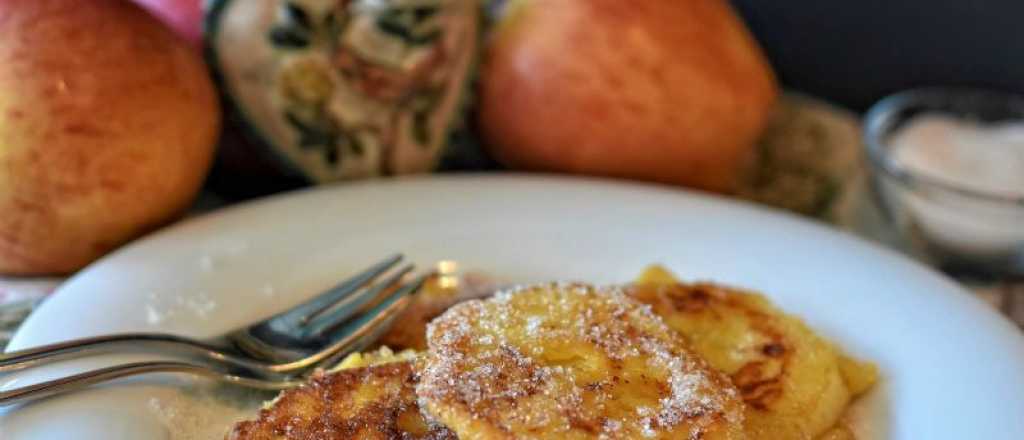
[
  {"left": 0, "top": 360, "right": 306, "bottom": 407},
  {"left": 0, "top": 255, "right": 427, "bottom": 405}
]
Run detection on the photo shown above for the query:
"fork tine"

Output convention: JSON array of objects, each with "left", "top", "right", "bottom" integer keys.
[
  {"left": 268, "top": 254, "right": 403, "bottom": 329},
  {"left": 300, "top": 262, "right": 413, "bottom": 326},
  {"left": 310, "top": 273, "right": 430, "bottom": 368},
  {"left": 300, "top": 264, "right": 414, "bottom": 338},
  {"left": 0, "top": 361, "right": 303, "bottom": 407}
]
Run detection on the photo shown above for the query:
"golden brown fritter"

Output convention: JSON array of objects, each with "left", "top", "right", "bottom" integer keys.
[
  {"left": 378, "top": 273, "right": 496, "bottom": 350},
  {"left": 230, "top": 268, "right": 876, "bottom": 440},
  {"left": 629, "top": 266, "right": 877, "bottom": 440},
  {"left": 227, "top": 362, "right": 454, "bottom": 440},
  {"left": 416, "top": 283, "right": 747, "bottom": 440}
]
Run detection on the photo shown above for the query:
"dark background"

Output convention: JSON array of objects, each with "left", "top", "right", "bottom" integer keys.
[{"left": 732, "top": 0, "right": 1024, "bottom": 112}]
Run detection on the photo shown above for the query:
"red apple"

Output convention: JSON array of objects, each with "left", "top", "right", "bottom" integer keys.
[
  {"left": 133, "top": 0, "right": 204, "bottom": 49},
  {"left": 0, "top": 0, "right": 220, "bottom": 275},
  {"left": 479, "top": 0, "right": 778, "bottom": 193}
]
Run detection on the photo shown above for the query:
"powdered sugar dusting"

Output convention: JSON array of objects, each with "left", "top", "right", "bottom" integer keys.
[
  {"left": 145, "top": 304, "right": 166, "bottom": 325},
  {"left": 147, "top": 386, "right": 267, "bottom": 440},
  {"left": 143, "top": 290, "right": 221, "bottom": 325},
  {"left": 417, "top": 283, "right": 744, "bottom": 438}
]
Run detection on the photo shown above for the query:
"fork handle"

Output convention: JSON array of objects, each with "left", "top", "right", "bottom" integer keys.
[
  {"left": 0, "top": 333, "right": 267, "bottom": 374},
  {"left": 0, "top": 360, "right": 299, "bottom": 407}
]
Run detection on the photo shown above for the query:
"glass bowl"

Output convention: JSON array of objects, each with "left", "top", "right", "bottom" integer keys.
[{"left": 863, "top": 87, "right": 1024, "bottom": 279}]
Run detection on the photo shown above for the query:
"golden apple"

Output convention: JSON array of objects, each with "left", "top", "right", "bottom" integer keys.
[
  {"left": 479, "top": 0, "right": 778, "bottom": 192},
  {"left": 0, "top": 0, "right": 220, "bottom": 275}
]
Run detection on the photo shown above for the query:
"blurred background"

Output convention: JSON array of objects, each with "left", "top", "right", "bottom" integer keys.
[{"left": 733, "top": 0, "right": 1024, "bottom": 110}]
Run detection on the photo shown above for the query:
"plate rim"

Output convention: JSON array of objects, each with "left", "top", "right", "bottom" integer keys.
[{"left": 16, "top": 172, "right": 995, "bottom": 343}]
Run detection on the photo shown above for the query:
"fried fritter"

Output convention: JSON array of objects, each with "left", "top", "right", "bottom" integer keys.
[
  {"left": 630, "top": 266, "right": 877, "bottom": 440},
  {"left": 378, "top": 273, "right": 497, "bottom": 350},
  {"left": 227, "top": 361, "right": 454, "bottom": 440},
  {"left": 416, "top": 283, "right": 747, "bottom": 440}
]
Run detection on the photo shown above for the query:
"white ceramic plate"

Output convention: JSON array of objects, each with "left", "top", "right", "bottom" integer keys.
[{"left": 3, "top": 174, "right": 1024, "bottom": 439}]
